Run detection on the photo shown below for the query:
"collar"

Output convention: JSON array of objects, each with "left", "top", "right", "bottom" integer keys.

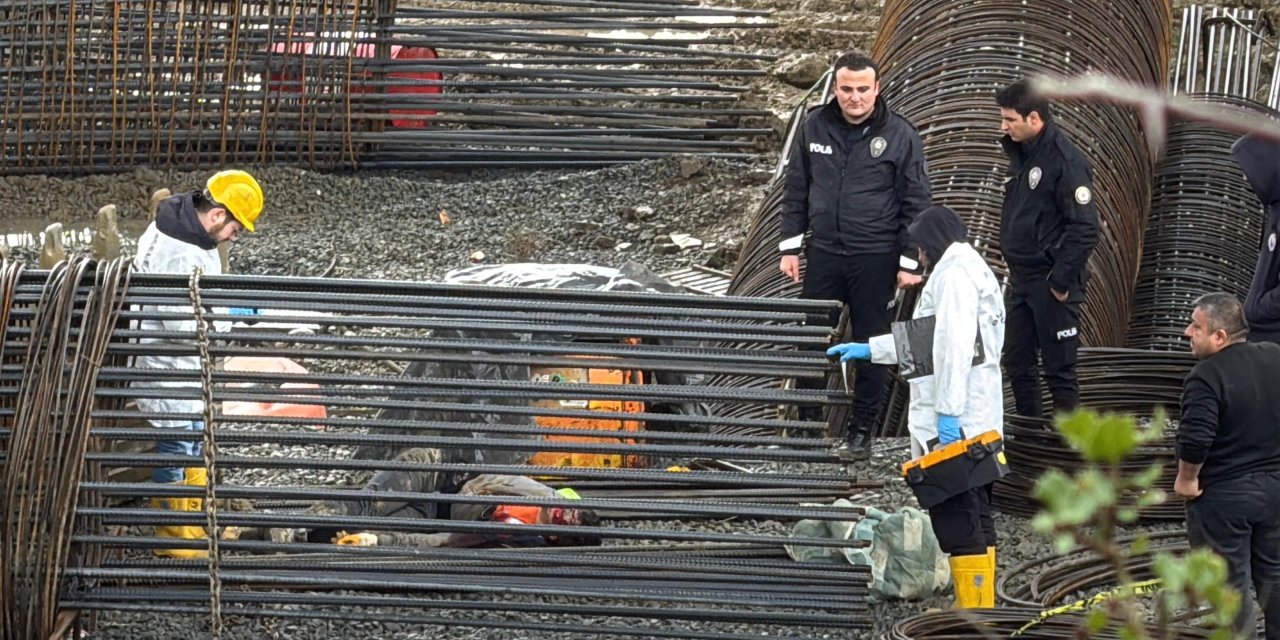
[{"left": 154, "top": 191, "right": 218, "bottom": 250}]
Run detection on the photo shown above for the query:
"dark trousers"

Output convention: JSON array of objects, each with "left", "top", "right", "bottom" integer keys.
[
  {"left": 1186, "top": 471, "right": 1280, "bottom": 640},
  {"left": 929, "top": 482, "right": 996, "bottom": 556},
  {"left": 1001, "top": 274, "right": 1081, "bottom": 418},
  {"left": 801, "top": 247, "right": 899, "bottom": 426}
]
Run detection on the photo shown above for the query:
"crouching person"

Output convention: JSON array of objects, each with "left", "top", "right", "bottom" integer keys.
[
  {"left": 827, "top": 205, "right": 1005, "bottom": 608},
  {"left": 298, "top": 447, "right": 601, "bottom": 549}
]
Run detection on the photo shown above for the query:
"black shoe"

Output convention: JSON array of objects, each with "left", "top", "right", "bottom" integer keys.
[{"left": 833, "top": 438, "right": 871, "bottom": 461}]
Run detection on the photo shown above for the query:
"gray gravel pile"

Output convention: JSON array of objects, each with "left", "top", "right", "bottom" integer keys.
[{"left": 2, "top": 158, "right": 765, "bottom": 280}]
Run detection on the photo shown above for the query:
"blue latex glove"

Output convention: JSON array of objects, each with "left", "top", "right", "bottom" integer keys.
[
  {"left": 937, "top": 414, "right": 963, "bottom": 445},
  {"left": 227, "top": 307, "right": 259, "bottom": 316},
  {"left": 826, "top": 342, "right": 871, "bottom": 362}
]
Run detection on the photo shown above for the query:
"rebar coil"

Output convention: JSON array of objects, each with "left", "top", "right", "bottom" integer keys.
[
  {"left": 873, "top": 0, "right": 1172, "bottom": 347},
  {"left": 1127, "top": 94, "right": 1279, "bottom": 351},
  {"left": 993, "top": 348, "right": 1195, "bottom": 522},
  {"left": 891, "top": 607, "right": 1213, "bottom": 639},
  {"left": 998, "top": 530, "right": 1188, "bottom": 608}
]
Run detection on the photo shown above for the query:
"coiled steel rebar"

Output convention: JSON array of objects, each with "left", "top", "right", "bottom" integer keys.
[
  {"left": 873, "top": 0, "right": 1172, "bottom": 348},
  {"left": 993, "top": 348, "right": 1195, "bottom": 522}
]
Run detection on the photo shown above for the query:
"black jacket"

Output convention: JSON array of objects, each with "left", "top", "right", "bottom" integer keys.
[
  {"left": 1233, "top": 134, "right": 1280, "bottom": 343},
  {"left": 999, "top": 122, "right": 1099, "bottom": 292},
  {"left": 1178, "top": 342, "right": 1280, "bottom": 487},
  {"left": 779, "top": 97, "right": 931, "bottom": 268}
]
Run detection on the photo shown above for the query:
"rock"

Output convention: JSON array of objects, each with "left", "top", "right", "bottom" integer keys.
[
  {"left": 669, "top": 232, "right": 703, "bottom": 250},
  {"left": 91, "top": 204, "right": 122, "bottom": 261},
  {"left": 148, "top": 188, "right": 171, "bottom": 223},
  {"left": 573, "top": 220, "right": 602, "bottom": 232},
  {"left": 591, "top": 235, "right": 616, "bottom": 249},
  {"left": 38, "top": 222, "right": 66, "bottom": 268},
  {"left": 468, "top": 250, "right": 485, "bottom": 262},
  {"left": 615, "top": 242, "right": 633, "bottom": 251},
  {"left": 774, "top": 52, "right": 830, "bottom": 89},
  {"left": 639, "top": 229, "right": 657, "bottom": 242},
  {"left": 677, "top": 156, "right": 707, "bottom": 179},
  {"left": 623, "top": 205, "right": 655, "bottom": 222},
  {"left": 654, "top": 242, "right": 681, "bottom": 256}
]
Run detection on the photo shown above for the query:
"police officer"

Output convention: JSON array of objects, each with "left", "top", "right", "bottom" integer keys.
[
  {"left": 778, "top": 51, "right": 932, "bottom": 456},
  {"left": 1232, "top": 134, "right": 1280, "bottom": 344},
  {"left": 995, "top": 80, "right": 1098, "bottom": 418}
]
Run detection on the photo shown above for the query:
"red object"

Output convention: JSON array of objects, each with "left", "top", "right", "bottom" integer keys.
[
  {"left": 493, "top": 504, "right": 541, "bottom": 526},
  {"left": 268, "top": 36, "right": 440, "bottom": 129}
]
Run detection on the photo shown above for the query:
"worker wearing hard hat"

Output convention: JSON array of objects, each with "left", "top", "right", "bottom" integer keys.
[
  {"left": 828, "top": 205, "right": 1005, "bottom": 609},
  {"left": 131, "top": 169, "right": 264, "bottom": 559}
]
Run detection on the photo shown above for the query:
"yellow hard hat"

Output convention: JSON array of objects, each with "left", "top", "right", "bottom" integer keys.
[{"left": 206, "top": 170, "right": 263, "bottom": 232}]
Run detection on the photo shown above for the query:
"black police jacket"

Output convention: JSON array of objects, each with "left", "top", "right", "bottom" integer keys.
[
  {"left": 1234, "top": 134, "right": 1280, "bottom": 343},
  {"left": 779, "top": 97, "right": 931, "bottom": 270},
  {"left": 999, "top": 121, "right": 1099, "bottom": 293}
]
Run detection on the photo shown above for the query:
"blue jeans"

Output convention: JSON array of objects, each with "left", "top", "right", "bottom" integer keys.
[{"left": 152, "top": 420, "right": 204, "bottom": 484}]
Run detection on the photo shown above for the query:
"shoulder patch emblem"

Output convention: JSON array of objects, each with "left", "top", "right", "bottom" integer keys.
[
  {"left": 1270, "top": 233, "right": 1276, "bottom": 252},
  {"left": 870, "top": 137, "right": 887, "bottom": 158},
  {"left": 1074, "top": 186, "right": 1092, "bottom": 205},
  {"left": 1029, "top": 167, "right": 1042, "bottom": 190}
]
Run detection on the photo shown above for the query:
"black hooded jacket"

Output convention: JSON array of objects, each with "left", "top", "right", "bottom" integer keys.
[
  {"left": 999, "top": 121, "right": 1099, "bottom": 292},
  {"left": 909, "top": 205, "right": 970, "bottom": 269},
  {"left": 779, "top": 96, "right": 932, "bottom": 268},
  {"left": 155, "top": 191, "right": 218, "bottom": 250},
  {"left": 1233, "top": 134, "right": 1280, "bottom": 342}
]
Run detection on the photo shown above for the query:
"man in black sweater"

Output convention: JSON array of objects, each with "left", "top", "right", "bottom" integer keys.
[{"left": 1177, "top": 292, "right": 1280, "bottom": 639}]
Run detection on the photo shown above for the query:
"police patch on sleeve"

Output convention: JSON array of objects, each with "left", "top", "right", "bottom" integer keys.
[
  {"left": 1029, "top": 167, "right": 1042, "bottom": 190},
  {"left": 1074, "top": 186, "right": 1092, "bottom": 205}
]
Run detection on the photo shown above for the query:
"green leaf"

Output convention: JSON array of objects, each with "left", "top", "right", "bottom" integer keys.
[
  {"left": 1085, "top": 608, "right": 1109, "bottom": 633},
  {"left": 1056, "top": 409, "right": 1140, "bottom": 463},
  {"left": 1130, "top": 535, "right": 1149, "bottom": 556},
  {"left": 1130, "top": 463, "right": 1165, "bottom": 490}
]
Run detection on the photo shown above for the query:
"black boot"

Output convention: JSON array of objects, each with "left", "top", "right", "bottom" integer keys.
[{"left": 835, "top": 414, "right": 874, "bottom": 460}]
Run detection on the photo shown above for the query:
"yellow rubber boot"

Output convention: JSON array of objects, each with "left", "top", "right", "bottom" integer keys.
[
  {"left": 151, "top": 468, "right": 209, "bottom": 559},
  {"left": 949, "top": 553, "right": 995, "bottom": 608}
]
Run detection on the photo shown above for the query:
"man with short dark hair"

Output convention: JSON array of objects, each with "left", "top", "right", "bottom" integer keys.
[
  {"left": 1177, "top": 291, "right": 1280, "bottom": 639},
  {"left": 995, "top": 79, "right": 1098, "bottom": 418},
  {"left": 778, "top": 51, "right": 932, "bottom": 457}
]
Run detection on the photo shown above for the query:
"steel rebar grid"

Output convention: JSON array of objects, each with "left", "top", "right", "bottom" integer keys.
[
  {"left": 0, "top": 258, "right": 877, "bottom": 639},
  {"left": 0, "top": 0, "right": 778, "bottom": 173}
]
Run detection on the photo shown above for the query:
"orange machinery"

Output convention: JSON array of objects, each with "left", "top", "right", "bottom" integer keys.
[{"left": 527, "top": 355, "right": 647, "bottom": 469}]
